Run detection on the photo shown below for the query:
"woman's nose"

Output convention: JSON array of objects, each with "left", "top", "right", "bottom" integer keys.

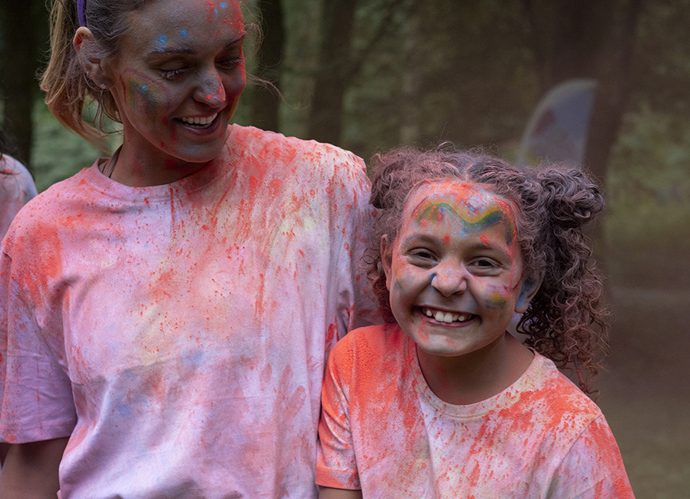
[
  {"left": 431, "top": 265, "right": 468, "bottom": 297},
  {"left": 196, "top": 73, "right": 227, "bottom": 107}
]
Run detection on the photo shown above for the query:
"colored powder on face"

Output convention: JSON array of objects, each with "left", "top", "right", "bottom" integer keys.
[
  {"left": 480, "top": 234, "right": 490, "bottom": 246},
  {"left": 485, "top": 290, "right": 509, "bottom": 309},
  {"left": 181, "top": 29, "right": 187, "bottom": 38},
  {"left": 158, "top": 34, "right": 167, "bottom": 44},
  {"left": 417, "top": 202, "right": 512, "bottom": 243},
  {"left": 219, "top": 2, "right": 227, "bottom": 7}
]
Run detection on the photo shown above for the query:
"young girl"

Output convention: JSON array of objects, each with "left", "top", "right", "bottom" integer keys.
[
  {"left": 0, "top": 0, "right": 376, "bottom": 497},
  {"left": 316, "top": 148, "right": 634, "bottom": 498}
]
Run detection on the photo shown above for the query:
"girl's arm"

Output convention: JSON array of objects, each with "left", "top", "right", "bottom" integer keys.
[
  {"left": 319, "top": 486, "right": 363, "bottom": 499},
  {"left": 0, "top": 437, "right": 69, "bottom": 498}
]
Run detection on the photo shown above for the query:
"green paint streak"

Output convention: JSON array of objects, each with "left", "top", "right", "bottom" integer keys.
[{"left": 416, "top": 202, "right": 515, "bottom": 244}]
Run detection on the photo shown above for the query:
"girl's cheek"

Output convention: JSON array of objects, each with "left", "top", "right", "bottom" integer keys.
[{"left": 483, "top": 285, "right": 512, "bottom": 309}]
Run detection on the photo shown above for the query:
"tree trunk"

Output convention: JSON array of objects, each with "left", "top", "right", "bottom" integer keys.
[
  {"left": 306, "top": 0, "right": 358, "bottom": 146},
  {"left": 250, "top": 0, "right": 285, "bottom": 133},
  {"left": 1, "top": 0, "right": 37, "bottom": 168},
  {"left": 584, "top": 0, "right": 643, "bottom": 184},
  {"left": 399, "top": 11, "right": 422, "bottom": 145}
]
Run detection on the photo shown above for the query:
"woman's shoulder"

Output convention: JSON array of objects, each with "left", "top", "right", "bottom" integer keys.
[
  {"left": 4, "top": 164, "right": 96, "bottom": 237},
  {"left": 228, "top": 125, "right": 367, "bottom": 179}
]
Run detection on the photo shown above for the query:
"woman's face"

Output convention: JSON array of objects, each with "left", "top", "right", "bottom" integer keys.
[{"left": 104, "top": 0, "right": 246, "bottom": 168}]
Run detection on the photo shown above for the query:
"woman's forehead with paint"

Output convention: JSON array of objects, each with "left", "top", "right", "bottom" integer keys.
[
  {"left": 404, "top": 179, "right": 517, "bottom": 245},
  {"left": 131, "top": 0, "right": 243, "bottom": 42}
]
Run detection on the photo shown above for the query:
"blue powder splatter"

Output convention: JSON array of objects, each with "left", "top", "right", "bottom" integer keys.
[
  {"left": 158, "top": 34, "right": 167, "bottom": 44},
  {"left": 215, "top": 9, "right": 219, "bottom": 18},
  {"left": 141, "top": 85, "right": 149, "bottom": 91},
  {"left": 219, "top": 2, "right": 227, "bottom": 7},
  {"left": 181, "top": 29, "right": 187, "bottom": 38}
]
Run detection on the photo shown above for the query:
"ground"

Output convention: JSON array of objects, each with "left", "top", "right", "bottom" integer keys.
[{"left": 598, "top": 286, "right": 690, "bottom": 499}]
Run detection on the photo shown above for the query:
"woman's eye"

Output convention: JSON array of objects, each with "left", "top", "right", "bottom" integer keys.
[
  {"left": 219, "top": 57, "right": 244, "bottom": 70},
  {"left": 161, "top": 67, "right": 188, "bottom": 80}
]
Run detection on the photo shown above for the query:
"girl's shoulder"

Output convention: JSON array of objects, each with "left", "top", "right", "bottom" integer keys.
[{"left": 524, "top": 353, "right": 604, "bottom": 419}]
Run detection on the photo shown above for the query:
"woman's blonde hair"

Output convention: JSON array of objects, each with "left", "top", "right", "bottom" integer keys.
[{"left": 40, "top": 0, "right": 148, "bottom": 151}]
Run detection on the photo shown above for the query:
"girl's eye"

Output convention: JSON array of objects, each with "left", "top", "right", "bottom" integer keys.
[
  {"left": 408, "top": 248, "right": 437, "bottom": 264},
  {"left": 469, "top": 257, "right": 502, "bottom": 273},
  {"left": 161, "top": 67, "right": 188, "bottom": 80}
]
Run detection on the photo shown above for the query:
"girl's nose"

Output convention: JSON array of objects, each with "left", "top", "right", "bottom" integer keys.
[
  {"left": 431, "top": 266, "right": 467, "bottom": 297},
  {"left": 196, "top": 73, "right": 227, "bottom": 107}
]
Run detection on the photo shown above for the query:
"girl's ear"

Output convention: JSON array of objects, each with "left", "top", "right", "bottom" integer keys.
[
  {"left": 515, "top": 273, "right": 542, "bottom": 313},
  {"left": 73, "top": 27, "right": 113, "bottom": 90},
  {"left": 380, "top": 235, "right": 393, "bottom": 291}
]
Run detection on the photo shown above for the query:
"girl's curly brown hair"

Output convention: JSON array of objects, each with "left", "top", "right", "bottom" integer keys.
[{"left": 366, "top": 146, "right": 608, "bottom": 392}]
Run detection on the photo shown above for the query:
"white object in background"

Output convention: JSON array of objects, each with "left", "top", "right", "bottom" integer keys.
[{"left": 517, "top": 79, "right": 598, "bottom": 168}]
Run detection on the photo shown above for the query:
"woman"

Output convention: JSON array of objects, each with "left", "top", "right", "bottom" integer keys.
[{"left": 0, "top": 0, "right": 376, "bottom": 496}]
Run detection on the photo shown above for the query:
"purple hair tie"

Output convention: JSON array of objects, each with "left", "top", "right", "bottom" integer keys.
[{"left": 77, "top": 0, "right": 86, "bottom": 27}]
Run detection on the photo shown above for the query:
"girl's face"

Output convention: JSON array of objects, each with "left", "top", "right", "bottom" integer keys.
[
  {"left": 104, "top": 0, "right": 246, "bottom": 168},
  {"left": 382, "top": 180, "right": 539, "bottom": 359}
]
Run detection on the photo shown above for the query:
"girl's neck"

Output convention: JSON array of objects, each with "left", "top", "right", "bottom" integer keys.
[
  {"left": 416, "top": 332, "right": 533, "bottom": 406},
  {"left": 108, "top": 142, "right": 210, "bottom": 187}
]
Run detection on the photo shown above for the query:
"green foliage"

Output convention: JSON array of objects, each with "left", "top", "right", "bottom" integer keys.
[{"left": 31, "top": 103, "right": 103, "bottom": 192}]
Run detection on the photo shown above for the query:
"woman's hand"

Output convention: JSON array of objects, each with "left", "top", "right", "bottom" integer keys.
[
  {"left": 0, "top": 437, "right": 69, "bottom": 498},
  {"left": 319, "top": 485, "right": 363, "bottom": 499}
]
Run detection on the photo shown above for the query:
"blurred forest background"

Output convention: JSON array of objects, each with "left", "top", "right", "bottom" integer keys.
[{"left": 1, "top": 0, "right": 689, "bottom": 496}]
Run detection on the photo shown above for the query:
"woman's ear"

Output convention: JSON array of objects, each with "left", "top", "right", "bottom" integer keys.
[
  {"left": 380, "top": 235, "right": 393, "bottom": 291},
  {"left": 73, "top": 27, "right": 113, "bottom": 90},
  {"left": 515, "top": 273, "right": 543, "bottom": 313}
]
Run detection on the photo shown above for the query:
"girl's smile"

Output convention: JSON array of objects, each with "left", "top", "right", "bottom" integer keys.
[
  {"left": 101, "top": 0, "right": 246, "bottom": 185},
  {"left": 382, "top": 180, "right": 539, "bottom": 359}
]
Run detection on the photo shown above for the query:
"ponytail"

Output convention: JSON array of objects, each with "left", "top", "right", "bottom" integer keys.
[{"left": 517, "top": 167, "right": 608, "bottom": 391}]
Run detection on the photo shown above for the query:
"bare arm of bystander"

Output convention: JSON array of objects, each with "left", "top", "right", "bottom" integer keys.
[
  {"left": 0, "top": 437, "right": 69, "bottom": 498},
  {"left": 319, "top": 486, "right": 363, "bottom": 499}
]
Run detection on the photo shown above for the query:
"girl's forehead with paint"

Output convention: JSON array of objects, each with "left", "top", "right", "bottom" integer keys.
[{"left": 402, "top": 180, "right": 517, "bottom": 246}]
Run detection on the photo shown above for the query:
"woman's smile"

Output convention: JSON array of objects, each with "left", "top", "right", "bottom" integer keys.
[{"left": 102, "top": 0, "right": 246, "bottom": 185}]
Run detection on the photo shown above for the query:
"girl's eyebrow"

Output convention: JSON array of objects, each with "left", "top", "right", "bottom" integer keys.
[{"left": 147, "top": 33, "right": 246, "bottom": 56}]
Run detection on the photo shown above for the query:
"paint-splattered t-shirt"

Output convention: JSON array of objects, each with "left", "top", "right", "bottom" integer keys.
[
  {"left": 317, "top": 324, "right": 635, "bottom": 498},
  {"left": 0, "top": 155, "right": 37, "bottom": 242},
  {"left": 0, "top": 125, "right": 377, "bottom": 498}
]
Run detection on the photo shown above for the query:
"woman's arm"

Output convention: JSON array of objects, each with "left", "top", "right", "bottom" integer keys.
[
  {"left": 0, "top": 437, "right": 69, "bottom": 499},
  {"left": 319, "top": 486, "right": 363, "bottom": 499}
]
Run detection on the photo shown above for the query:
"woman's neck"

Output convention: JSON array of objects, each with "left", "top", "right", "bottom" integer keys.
[
  {"left": 416, "top": 332, "right": 534, "bottom": 406},
  {"left": 107, "top": 142, "right": 210, "bottom": 187}
]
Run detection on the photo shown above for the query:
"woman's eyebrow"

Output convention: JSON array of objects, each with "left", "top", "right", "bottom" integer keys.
[{"left": 147, "top": 33, "right": 246, "bottom": 57}]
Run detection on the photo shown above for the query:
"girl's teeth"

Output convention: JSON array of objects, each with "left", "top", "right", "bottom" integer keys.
[{"left": 424, "top": 308, "right": 471, "bottom": 323}]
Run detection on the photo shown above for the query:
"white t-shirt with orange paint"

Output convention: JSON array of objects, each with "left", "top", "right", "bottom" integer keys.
[
  {"left": 0, "top": 154, "right": 37, "bottom": 241},
  {"left": 0, "top": 125, "right": 377, "bottom": 498},
  {"left": 317, "top": 324, "right": 635, "bottom": 498}
]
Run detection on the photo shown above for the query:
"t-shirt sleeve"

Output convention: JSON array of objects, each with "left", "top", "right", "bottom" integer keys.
[
  {"left": 333, "top": 155, "right": 380, "bottom": 341},
  {"left": 316, "top": 337, "right": 361, "bottom": 490},
  {"left": 547, "top": 415, "right": 635, "bottom": 498},
  {"left": 0, "top": 224, "right": 76, "bottom": 444}
]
